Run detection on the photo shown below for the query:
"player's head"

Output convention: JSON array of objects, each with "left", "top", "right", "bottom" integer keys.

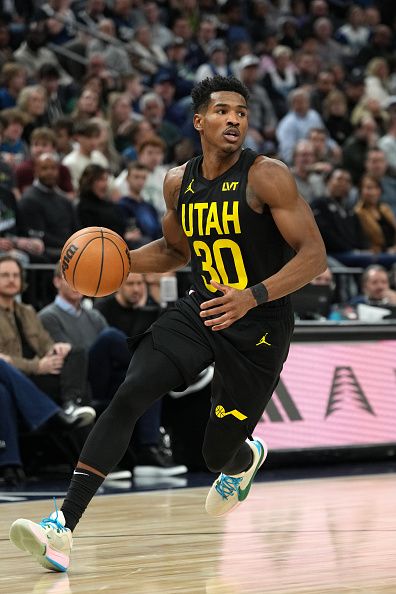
[{"left": 191, "top": 75, "right": 249, "bottom": 154}]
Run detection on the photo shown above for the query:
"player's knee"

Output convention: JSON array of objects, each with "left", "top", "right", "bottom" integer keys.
[{"left": 110, "top": 375, "right": 153, "bottom": 417}]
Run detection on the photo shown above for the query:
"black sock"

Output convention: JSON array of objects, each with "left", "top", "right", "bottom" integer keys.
[{"left": 61, "top": 468, "right": 105, "bottom": 532}]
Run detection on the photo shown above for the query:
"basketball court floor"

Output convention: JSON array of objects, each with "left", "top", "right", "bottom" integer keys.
[{"left": 1, "top": 465, "right": 395, "bottom": 594}]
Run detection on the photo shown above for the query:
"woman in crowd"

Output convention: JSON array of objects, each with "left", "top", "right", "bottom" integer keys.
[{"left": 355, "top": 174, "right": 396, "bottom": 254}]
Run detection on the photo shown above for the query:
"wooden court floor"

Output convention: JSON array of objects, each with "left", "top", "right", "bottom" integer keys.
[{"left": 0, "top": 473, "right": 395, "bottom": 594}]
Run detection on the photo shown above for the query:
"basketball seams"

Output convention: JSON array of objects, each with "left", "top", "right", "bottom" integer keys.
[
  {"left": 94, "top": 229, "right": 105, "bottom": 297},
  {"left": 61, "top": 228, "right": 123, "bottom": 261},
  {"left": 100, "top": 236, "right": 127, "bottom": 290},
  {"left": 72, "top": 236, "right": 102, "bottom": 291}
]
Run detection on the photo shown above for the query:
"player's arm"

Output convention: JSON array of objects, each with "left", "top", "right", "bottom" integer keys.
[
  {"left": 200, "top": 157, "right": 327, "bottom": 330},
  {"left": 128, "top": 166, "right": 191, "bottom": 273},
  {"left": 249, "top": 157, "right": 327, "bottom": 301}
]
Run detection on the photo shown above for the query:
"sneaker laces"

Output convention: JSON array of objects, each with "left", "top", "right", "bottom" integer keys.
[
  {"left": 215, "top": 474, "right": 243, "bottom": 500},
  {"left": 39, "top": 498, "right": 67, "bottom": 533}
]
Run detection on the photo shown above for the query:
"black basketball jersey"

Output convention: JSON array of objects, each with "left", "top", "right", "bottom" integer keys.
[{"left": 177, "top": 149, "right": 293, "bottom": 307}]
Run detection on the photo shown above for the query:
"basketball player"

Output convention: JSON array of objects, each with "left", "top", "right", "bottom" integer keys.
[{"left": 10, "top": 76, "right": 327, "bottom": 572}]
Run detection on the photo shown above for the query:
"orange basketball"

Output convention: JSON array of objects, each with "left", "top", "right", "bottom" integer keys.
[{"left": 60, "top": 227, "right": 131, "bottom": 297}]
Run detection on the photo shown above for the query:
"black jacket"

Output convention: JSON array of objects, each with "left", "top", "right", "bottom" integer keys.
[
  {"left": 77, "top": 190, "right": 125, "bottom": 237},
  {"left": 311, "top": 196, "right": 369, "bottom": 253}
]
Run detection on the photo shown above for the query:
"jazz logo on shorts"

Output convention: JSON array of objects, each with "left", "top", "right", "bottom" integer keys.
[
  {"left": 256, "top": 333, "right": 271, "bottom": 347},
  {"left": 215, "top": 405, "right": 247, "bottom": 421}
]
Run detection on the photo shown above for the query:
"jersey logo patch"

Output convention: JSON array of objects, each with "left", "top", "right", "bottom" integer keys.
[
  {"left": 185, "top": 178, "right": 195, "bottom": 194},
  {"left": 222, "top": 181, "right": 239, "bottom": 191},
  {"left": 215, "top": 405, "right": 247, "bottom": 421},
  {"left": 256, "top": 333, "right": 271, "bottom": 347}
]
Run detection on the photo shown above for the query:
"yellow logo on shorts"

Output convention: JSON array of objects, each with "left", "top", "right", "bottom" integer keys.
[
  {"left": 215, "top": 405, "right": 247, "bottom": 421},
  {"left": 256, "top": 333, "right": 271, "bottom": 347}
]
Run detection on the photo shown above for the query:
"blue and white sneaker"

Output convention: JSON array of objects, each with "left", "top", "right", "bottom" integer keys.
[
  {"left": 205, "top": 438, "right": 267, "bottom": 517},
  {"left": 9, "top": 501, "right": 72, "bottom": 572}
]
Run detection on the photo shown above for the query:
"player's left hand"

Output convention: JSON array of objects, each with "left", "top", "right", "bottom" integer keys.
[{"left": 200, "top": 280, "right": 256, "bottom": 331}]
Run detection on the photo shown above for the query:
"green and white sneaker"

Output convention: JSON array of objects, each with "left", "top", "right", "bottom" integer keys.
[
  {"left": 205, "top": 438, "right": 267, "bottom": 517},
  {"left": 9, "top": 501, "right": 72, "bottom": 572}
]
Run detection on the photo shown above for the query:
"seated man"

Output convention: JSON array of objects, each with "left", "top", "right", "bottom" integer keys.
[
  {"left": 350, "top": 264, "right": 396, "bottom": 306},
  {"left": 0, "top": 255, "right": 95, "bottom": 426},
  {"left": 15, "top": 127, "right": 74, "bottom": 198},
  {"left": 0, "top": 357, "right": 87, "bottom": 485},
  {"left": 19, "top": 153, "right": 79, "bottom": 261}
]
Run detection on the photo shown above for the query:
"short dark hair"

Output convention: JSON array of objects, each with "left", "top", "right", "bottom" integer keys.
[
  {"left": 53, "top": 117, "right": 74, "bottom": 136},
  {"left": 79, "top": 163, "right": 108, "bottom": 194},
  {"left": 74, "top": 120, "right": 101, "bottom": 138},
  {"left": 191, "top": 75, "right": 249, "bottom": 113},
  {"left": 127, "top": 161, "right": 150, "bottom": 175}
]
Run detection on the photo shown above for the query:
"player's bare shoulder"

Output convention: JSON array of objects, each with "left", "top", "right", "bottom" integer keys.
[
  {"left": 163, "top": 163, "right": 188, "bottom": 210},
  {"left": 247, "top": 155, "right": 298, "bottom": 211}
]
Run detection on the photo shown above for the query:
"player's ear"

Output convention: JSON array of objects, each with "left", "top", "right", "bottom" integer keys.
[{"left": 193, "top": 113, "right": 203, "bottom": 131}]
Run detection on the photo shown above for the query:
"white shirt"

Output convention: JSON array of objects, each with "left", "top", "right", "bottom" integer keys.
[{"left": 63, "top": 149, "right": 109, "bottom": 191}]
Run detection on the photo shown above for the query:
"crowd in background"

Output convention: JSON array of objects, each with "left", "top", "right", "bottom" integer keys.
[{"left": 1, "top": 0, "right": 396, "bottom": 482}]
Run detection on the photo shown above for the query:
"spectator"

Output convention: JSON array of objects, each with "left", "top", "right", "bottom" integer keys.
[
  {"left": 35, "top": 0, "right": 77, "bottom": 46},
  {"left": 39, "top": 262, "right": 129, "bottom": 403},
  {"left": 350, "top": 264, "right": 396, "bottom": 306},
  {"left": 0, "top": 122, "right": 17, "bottom": 194},
  {"left": 17, "top": 85, "right": 49, "bottom": 143},
  {"left": 335, "top": 5, "right": 369, "bottom": 60},
  {"left": 323, "top": 89, "right": 354, "bottom": 146},
  {"left": 364, "top": 148, "right": 396, "bottom": 216},
  {"left": 115, "top": 136, "right": 168, "bottom": 217},
  {"left": 311, "top": 169, "right": 370, "bottom": 263},
  {"left": 276, "top": 88, "right": 324, "bottom": 164},
  {"left": 0, "top": 254, "right": 94, "bottom": 422},
  {"left": 356, "top": 25, "right": 393, "bottom": 68},
  {"left": 77, "top": 164, "right": 125, "bottom": 237},
  {"left": 15, "top": 127, "right": 74, "bottom": 198},
  {"left": 308, "top": 127, "right": 341, "bottom": 168},
  {"left": 127, "top": 24, "right": 167, "bottom": 76},
  {"left": 110, "top": 0, "right": 142, "bottom": 44},
  {"left": 88, "top": 19, "right": 132, "bottom": 77},
  {"left": 62, "top": 121, "right": 108, "bottom": 191},
  {"left": 0, "top": 63, "right": 26, "bottom": 110},
  {"left": 142, "top": 2, "right": 173, "bottom": 50},
  {"left": 364, "top": 58, "right": 390, "bottom": 104},
  {"left": 195, "top": 39, "right": 232, "bottom": 83},
  {"left": 139, "top": 93, "right": 181, "bottom": 161},
  {"left": 37, "top": 63, "right": 69, "bottom": 124},
  {"left": 0, "top": 358, "right": 88, "bottom": 485},
  {"left": 354, "top": 174, "right": 396, "bottom": 254},
  {"left": 0, "top": 185, "right": 45, "bottom": 263},
  {"left": 0, "top": 22, "right": 13, "bottom": 69},
  {"left": 14, "top": 22, "right": 71, "bottom": 83},
  {"left": 237, "top": 54, "right": 277, "bottom": 153},
  {"left": 52, "top": 117, "right": 74, "bottom": 160},
  {"left": 95, "top": 271, "right": 188, "bottom": 476},
  {"left": 344, "top": 70, "right": 366, "bottom": 117},
  {"left": 313, "top": 17, "right": 344, "bottom": 67},
  {"left": 342, "top": 116, "right": 378, "bottom": 184},
  {"left": 294, "top": 51, "right": 319, "bottom": 87},
  {"left": 121, "top": 119, "right": 155, "bottom": 164},
  {"left": 310, "top": 70, "right": 336, "bottom": 116},
  {"left": 90, "top": 117, "right": 122, "bottom": 176},
  {"left": 378, "top": 97, "right": 396, "bottom": 176},
  {"left": 186, "top": 16, "right": 218, "bottom": 70},
  {"left": 152, "top": 74, "right": 189, "bottom": 129},
  {"left": 164, "top": 37, "right": 195, "bottom": 100},
  {"left": 291, "top": 139, "right": 326, "bottom": 204},
  {"left": 262, "top": 45, "right": 298, "bottom": 120},
  {"left": 118, "top": 162, "right": 161, "bottom": 247},
  {"left": 108, "top": 93, "right": 142, "bottom": 154},
  {"left": 76, "top": 0, "right": 106, "bottom": 30},
  {"left": 19, "top": 153, "right": 78, "bottom": 261},
  {"left": 71, "top": 89, "right": 103, "bottom": 123},
  {"left": 0, "top": 108, "right": 29, "bottom": 167}
]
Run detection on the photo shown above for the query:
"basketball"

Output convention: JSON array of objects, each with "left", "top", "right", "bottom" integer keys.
[{"left": 60, "top": 227, "right": 130, "bottom": 297}]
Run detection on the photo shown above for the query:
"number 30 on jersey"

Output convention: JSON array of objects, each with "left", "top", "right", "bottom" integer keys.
[{"left": 193, "top": 239, "right": 248, "bottom": 292}]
